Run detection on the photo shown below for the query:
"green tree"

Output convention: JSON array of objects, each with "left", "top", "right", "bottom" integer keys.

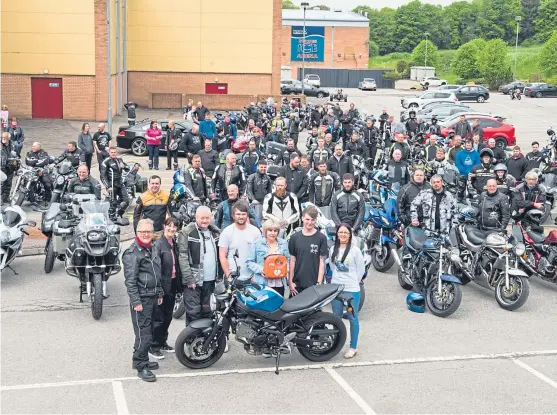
[
  {"left": 411, "top": 40, "right": 440, "bottom": 68},
  {"left": 477, "top": 0, "right": 522, "bottom": 43},
  {"left": 442, "top": 1, "right": 480, "bottom": 48},
  {"left": 282, "top": 0, "right": 299, "bottom": 9},
  {"left": 312, "top": 4, "right": 330, "bottom": 10},
  {"left": 535, "top": 0, "right": 557, "bottom": 42},
  {"left": 520, "top": 0, "right": 541, "bottom": 42},
  {"left": 539, "top": 30, "right": 557, "bottom": 77},
  {"left": 451, "top": 38, "right": 487, "bottom": 79},
  {"left": 368, "top": 40, "right": 379, "bottom": 58},
  {"left": 394, "top": 1, "right": 442, "bottom": 52},
  {"left": 477, "top": 38, "right": 513, "bottom": 87}
]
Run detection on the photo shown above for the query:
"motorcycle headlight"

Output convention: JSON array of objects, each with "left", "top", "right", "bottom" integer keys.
[
  {"left": 381, "top": 216, "right": 390, "bottom": 225},
  {"left": 0, "top": 230, "right": 10, "bottom": 245},
  {"left": 209, "top": 293, "right": 217, "bottom": 312},
  {"left": 514, "top": 243, "right": 526, "bottom": 256},
  {"left": 87, "top": 231, "right": 106, "bottom": 242},
  {"left": 56, "top": 175, "right": 65, "bottom": 185}
]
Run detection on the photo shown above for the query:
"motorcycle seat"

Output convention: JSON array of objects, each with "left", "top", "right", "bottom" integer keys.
[
  {"left": 464, "top": 225, "right": 486, "bottom": 245},
  {"left": 526, "top": 229, "right": 546, "bottom": 244},
  {"left": 280, "top": 284, "right": 341, "bottom": 313},
  {"left": 406, "top": 227, "right": 427, "bottom": 252}
]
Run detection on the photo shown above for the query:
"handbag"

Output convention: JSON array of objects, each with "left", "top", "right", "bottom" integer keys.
[{"left": 263, "top": 254, "right": 288, "bottom": 279}]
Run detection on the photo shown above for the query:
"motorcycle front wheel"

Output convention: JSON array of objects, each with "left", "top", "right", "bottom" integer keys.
[
  {"left": 370, "top": 244, "right": 395, "bottom": 272},
  {"left": 44, "top": 237, "right": 56, "bottom": 273},
  {"left": 173, "top": 293, "right": 186, "bottom": 319},
  {"left": 425, "top": 280, "right": 462, "bottom": 318},
  {"left": 398, "top": 267, "right": 413, "bottom": 290},
  {"left": 358, "top": 282, "right": 366, "bottom": 311},
  {"left": 175, "top": 326, "right": 226, "bottom": 369},
  {"left": 495, "top": 274, "right": 530, "bottom": 311},
  {"left": 91, "top": 273, "right": 103, "bottom": 320},
  {"left": 296, "top": 312, "right": 347, "bottom": 362}
]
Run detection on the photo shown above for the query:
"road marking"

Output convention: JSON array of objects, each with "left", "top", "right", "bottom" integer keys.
[
  {"left": 513, "top": 359, "right": 557, "bottom": 390},
  {"left": 325, "top": 367, "right": 376, "bottom": 414},
  {"left": 111, "top": 381, "right": 129, "bottom": 415},
  {"left": 2, "top": 349, "right": 556, "bottom": 391}
]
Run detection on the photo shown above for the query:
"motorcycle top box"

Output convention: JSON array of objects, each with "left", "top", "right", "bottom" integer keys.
[
  {"left": 266, "top": 141, "right": 287, "bottom": 156},
  {"left": 237, "top": 285, "right": 284, "bottom": 313}
]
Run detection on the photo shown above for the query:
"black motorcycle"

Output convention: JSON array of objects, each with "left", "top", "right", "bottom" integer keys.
[
  {"left": 50, "top": 159, "right": 76, "bottom": 203},
  {"left": 175, "top": 252, "right": 353, "bottom": 373},
  {"left": 11, "top": 165, "right": 50, "bottom": 209}
]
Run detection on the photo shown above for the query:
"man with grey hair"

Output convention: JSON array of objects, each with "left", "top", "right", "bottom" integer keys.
[
  {"left": 177, "top": 205, "right": 221, "bottom": 325},
  {"left": 92, "top": 122, "right": 111, "bottom": 172},
  {"left": 477, "top": 178, "right": 510, "bottom": 232},
  {"left": 24, "top": 141, "right": 52, "bottom": 201},
  {"left": 411, "top": 174, "right": 457, "bottom": 235},
  {"left": 512, "top": 170, "right": 547, "bottom": 217},
  {"left": 123, "top": 218, "right": 163, "bottom": 382}
]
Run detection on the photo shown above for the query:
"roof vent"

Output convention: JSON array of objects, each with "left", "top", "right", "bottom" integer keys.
[{"left": 334, "top": 9, "right": 342, "bottom": 12}]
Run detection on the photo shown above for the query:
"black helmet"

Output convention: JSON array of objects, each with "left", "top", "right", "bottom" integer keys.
[
  {"left": 409, "top": 110, "right": 416, "bottom": 116},
  {"left": 548, "top": 129, "right": 555, "bottom": 136},
  {"left": 431, "top": 115, "right": 438, "bottom": 122},
  {"left": 480, "top": 148, "right": 494, "bottom": 159},
  {"left": 524, "top": 208, "right": 544, "bottom": 225}
]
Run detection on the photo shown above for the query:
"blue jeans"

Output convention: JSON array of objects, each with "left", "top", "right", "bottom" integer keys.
[
  {"left": 331, "top": 291, "right": 360, "bottom": 349},
  {"left": 147, "top": 144, "right": 159, "bottom": 168}
]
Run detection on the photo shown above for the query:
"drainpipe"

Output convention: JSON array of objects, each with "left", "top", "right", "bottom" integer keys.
[
  {"left": 123, "top": 0, "right": 127, "bottom": 103},
  {"left": 116, "top": 0, "right": 121, "bottom": 113},
  {"left": 331, "top": 26, "right": 334, "bottom": 68},
  {"left": 107, "top": 0, "right": 112, "bottom": 134}
]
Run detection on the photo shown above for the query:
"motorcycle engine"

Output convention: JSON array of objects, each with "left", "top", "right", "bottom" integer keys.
[{"left": 235, "top": 318, "right": 261, "bottom": 345}]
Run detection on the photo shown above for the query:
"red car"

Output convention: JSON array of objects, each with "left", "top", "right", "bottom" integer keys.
[{"left": 440, "top": 115, "right": 516, "bottom": 149}]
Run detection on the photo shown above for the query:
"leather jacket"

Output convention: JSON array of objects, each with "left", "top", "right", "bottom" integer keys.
[
  {"left": 213, "top": 164, "right": 246, "bottom": 200},
  {"left": 67, "top": 176, "right": 101, "bottom": 199},
  {"left": 346, "top": 139, "right": 368, "bottom": 158},
  {"left": 331, "top": 189, "right": 365, "bottom": 231},
  {"left": 101, "top": 156, "right": 125, "bottom": 187},
  {"left": 362, "top": 126, "right": 379, "bottom": 147},
  {"left": 184, "top": 167, "right": 208, "bottom": 199},
  {"left": 246, "top": 172, "right": 272, "bottom": 203},
  {"left": 478, "top": 189, "right": 510, "bottom": 231},
  {"left": 308, "top": 147, "right": 332, "bottom": 168},
  {"left": 327, "top": 154, "right": 354, "bottom": 178},
  {"left": 56, "top": 148, "right": 83, "bottom": 167},
  {"left": 241, "top": 150, "right": 261, "bottom": 175},
  {"left": 308, "top": 172, "right": 340, "bottom": 207},
  {"left": 123, "top": 241, "right": 163, "bottom": 307},
  {"left": 278, "top": 165, "right": 309, "bottom": 200},
  {"left": 397, "top": 180, "right": 432, "bottom": 226},
  {"left": 469, "top": 163, "right": 495, "bottom": 194},
  {"left": 25, "top": 149, "right": 50, "bottom": 168},
  {"left": 454, "top": 121, "right": 472, "bottom": 139},
  {"left": 277, "top": 148, "right": 301, "bottom": 166}
]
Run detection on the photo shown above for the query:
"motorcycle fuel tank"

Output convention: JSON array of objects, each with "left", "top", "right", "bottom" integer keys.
[
  {"left": 544, "top": 230, "right": 557, "bottom": 244},
  {"left": 238, "top": 286, "right": 284, "bottom": 313},
  {"left": 485, "top": 233, "right": 507, "bottom": 247}
]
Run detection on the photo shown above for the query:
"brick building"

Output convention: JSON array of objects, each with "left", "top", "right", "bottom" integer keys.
[
  {"left": 0, "top": 0, "right": 282, "bottom": 120},
  {"left": 281, "top": 9, "right": 369, "bottom": 80}
]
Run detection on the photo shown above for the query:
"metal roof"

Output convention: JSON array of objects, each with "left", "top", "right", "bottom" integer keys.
[{"left": 282, "top": 9, "right": 369, "bottom": 27}]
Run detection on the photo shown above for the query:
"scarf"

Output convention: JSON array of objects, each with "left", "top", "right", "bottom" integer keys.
[{"left": 136, "top": 236, "right": 152, "bottom": 249}]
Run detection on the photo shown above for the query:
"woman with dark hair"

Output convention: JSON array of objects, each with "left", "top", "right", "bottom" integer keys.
[
  {"left": 151, "top": 217, "right": 182, "bottom": 358},
  {"left": 329, "top": 224, "right": 365, "bottom": 359},
  {"left": 145, "top": 120, "right": 162, "bottom": 170},
  {"left": 78, "top": 122, "right": 94, "bottom": 171}
]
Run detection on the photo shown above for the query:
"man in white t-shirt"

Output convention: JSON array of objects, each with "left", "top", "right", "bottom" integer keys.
[{"left": 219, "top": 201, "right": 261, "bottom": 281}]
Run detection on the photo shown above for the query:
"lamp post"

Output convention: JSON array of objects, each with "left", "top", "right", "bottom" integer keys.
[
  {"left": 424, "top": 32, "right": 430, "bottom": 68},
  {"left": 301, "top": 2, "right": 309, "bottom": 95},
  {"left": 514, "top": 16, "right": 522, "bottom": 81}
]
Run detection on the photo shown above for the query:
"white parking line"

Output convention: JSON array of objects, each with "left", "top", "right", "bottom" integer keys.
[
  {"left": 513, "top": 359, "right": 557, "bottom": 390},
  {"left": 325, "top": 367, "right": 376, "bottom": 414},
  {"left": 111, "top": 381, "right": 129, "bottom": 415},
  {"left": 2, "top": 349, "right": 556, "bottom": 391}
]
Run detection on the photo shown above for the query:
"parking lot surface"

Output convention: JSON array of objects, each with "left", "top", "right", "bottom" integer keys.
[{"left": 2, "top": 88, "right": 557, "bottom": 414}]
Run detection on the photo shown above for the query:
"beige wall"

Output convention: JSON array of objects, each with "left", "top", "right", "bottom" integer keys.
[
  {"left": 127, "top": 0, "right": 274, "bottom": 74},
  {"left": 1, "top": 0, "right": 95, "bottom": 75}
]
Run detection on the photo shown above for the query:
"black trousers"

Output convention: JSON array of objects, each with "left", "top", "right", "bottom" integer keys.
[
  {"left": 111, "top": 184, "right": 129, "bottom": 213},
  {"left": 1, "top": 168, "right": 14, "bottom": 203},
  {"left": 183, "top": 280, "right": 216, "bottom": 324},
  {"left": 166, "top": 149, "right": 178, "bottom": 169},
  {"left": 83, "top": 153, "right": 93, "bottom": 172},
  {"left": 96, "top": 151, "right": 108, "bottom": 173},
  {"left": 130, "top": 296, "right": 157, "bottom": 371},
  {"left": 152, "top": 278, "right": 178, "bottom": 349}
]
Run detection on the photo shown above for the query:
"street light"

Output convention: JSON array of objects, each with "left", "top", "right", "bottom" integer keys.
[
  {"left": 301, "top": 2, "right": 309, "bottom": 95},
  {"left": 424, "top": 32, "right": 430, "bottom": 68},
  {"left": 514, "top": 16, "right": 522, "bottom": 81}
]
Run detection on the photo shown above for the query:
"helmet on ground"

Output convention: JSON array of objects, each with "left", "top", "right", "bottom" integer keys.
[
  {"left": 479, "top": 148, "right": 494, "bottom": 159},
  {"left": 524, "top": 208, "right": 544, "bottom": 225},
  {"left": 406, "top": 292, "right": 425, "bottom": 313}
]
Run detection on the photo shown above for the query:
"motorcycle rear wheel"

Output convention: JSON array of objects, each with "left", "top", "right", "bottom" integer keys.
[
  {"left": 425, "top": 280, "right": 462, "bottom": 318},
  {"left": 358, "top": 282, "right": 366, "bottom": 312},
  {"left": 44, "top": 237, "right": 56, "bottom": 273},
  {"left": 495, "top": 275, "right": 530, "bottom": 311},
  {"left": 398, "top": 267, "right": 413, "bottom": 290},
  {"left": 173, "top": 293, "right": 186, "bottom": 319},
  {"left": 175, "top": 326, "right": 226, "bottom": 369},
  {"left": 91, "top": 273, "right": 103, "bottom": 320},
  {"left": 371, "top": 245, "right": 395, "bottom": 272},
  {"left": 296, "top": 312, "right": 347, "bottom": 362}
]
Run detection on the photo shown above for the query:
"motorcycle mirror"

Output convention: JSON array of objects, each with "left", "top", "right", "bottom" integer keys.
[
  {"left": 115, "top": 216, "right": 130, "bottom": 226},
  {"left": 26, "top": 220, "right": 37, "bottom": 227},
  {"left": 59, "top": 204, "right": 67, "bottom": 211}
]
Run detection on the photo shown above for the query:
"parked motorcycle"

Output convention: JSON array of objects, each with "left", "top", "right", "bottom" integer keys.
[
  {"left": 10, "top": 165, "right": 50, "bottom": 209},
  {"left": 49, "top": 159, "right": 76, "bottom": 203},
  {"left": 122, "top": 162, "right": 146, "bottom": 202},
  {"left": 398, "top": 227, "right": 463, "bottom": 317},
  {"left": 175, "top": 251, "right": 353, "bottom": 373},
  {"left": 511, "top": 89, "right": 522, "bottom": 100}
]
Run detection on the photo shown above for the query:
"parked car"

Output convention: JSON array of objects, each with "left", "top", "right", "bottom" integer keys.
[
  {"left": 437, "top": 84, "right": 462, "bottom": 91},
  {"left": 498, "top": 81, "right": 526, "bottom": 94},
  {"left": 420, "top": 105, "right": 471, "bottom": 122},
  {"left": 303, "top": 74, "right": 321, "bottom": 88},
  {"left": 281, "top": 80, "right": 330, "bottom": 98},
  {"left": 420, "top": 77, "right": 448, "bottom": 87},
  {"left": 442, "top": 112, "right": 506, "bottom": 125},
  {"left": 401, "top": 91, "right": 459, "bottom": 109},
  {"left": 401, "top": 102, "right": 470, "bottom": 121},
  {"left": 453, "top": 85, "right": 490, "bottom": 102},
  {"left": 359, "top": 78, "right": 377, "bottom": 91},
  {"left": 281, "top": 79, "right": 295, "bottom": 88},
  {"left": 117, "top": 120, "right": 193, "bottom": 156},
  {"left": 440, "top": 115, "right": 515, "bottom": 148},
  {"left": 524, "top": 83, "right": 557, "bottom": 98},
  {"left": 522, "top": 82, "right": 544, "bottom": 94}
]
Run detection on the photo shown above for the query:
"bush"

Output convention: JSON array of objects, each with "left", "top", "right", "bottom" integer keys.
[
  {"left": 545, "top": 76, "right": 557, "bottom": 84},
  {"left": 383, "top": 71, "right": 403, "bottom": 81},
  {"left": 411, "top": 40, "right": 440, "bottom": 68},
  {"left": 368, "top": 41, "right": 379, "bottom": 58},
  {"left": 396, "top": 60, "right": 408, "bottom": 73},
  {"left": 451, "top": 38, "right": 486, "bottom": 79},
  {"left": 530, "top": 72, "right": 545, "bottom": 82},
  {"left": 539, "top": 30, "right": 557, "bottom": 78},
  {"left": 478, "top": 39, "right": 513, "bottom": 89}
]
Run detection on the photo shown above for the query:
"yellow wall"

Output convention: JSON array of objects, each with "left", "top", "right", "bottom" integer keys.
[
  {"left": 127, "top": 0, "right": 273, "bottom": 74},
  {"left": 1, "top": 0, "right": 95, "bottom": 75}
]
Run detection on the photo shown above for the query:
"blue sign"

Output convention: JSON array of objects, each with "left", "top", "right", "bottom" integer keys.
[{"left": 291, "top": 26, "right": 324, "bottom": 62}]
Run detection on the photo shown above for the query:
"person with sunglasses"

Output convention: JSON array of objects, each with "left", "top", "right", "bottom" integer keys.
[{"left": 329, "top": 224, "right": 365, "bottom": 359}]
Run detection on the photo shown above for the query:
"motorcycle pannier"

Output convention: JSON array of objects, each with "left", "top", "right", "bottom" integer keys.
[
  {"left": 53, "top": 221, "right": 73, "bottom": 253},
  {"left": 135, "top": 177, "right": 148, "bottom": 193},
  {"left": 263, "top": 254, "right": 288, "bottom": 279},
  {"left": 266, "top": 165, "right": 281, "bottom": 179}
]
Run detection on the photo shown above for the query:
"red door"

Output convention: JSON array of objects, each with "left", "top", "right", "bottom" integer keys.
[
  {"left": 205, "top": 83, "right": 228, "bottom": 94},
  {"left": 31, "top": 78, "right": 63, "bottom": 119}
]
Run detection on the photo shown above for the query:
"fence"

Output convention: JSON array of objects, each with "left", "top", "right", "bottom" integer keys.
[{"left": 296, "top": 68, "right": 395, "bottom": 89}]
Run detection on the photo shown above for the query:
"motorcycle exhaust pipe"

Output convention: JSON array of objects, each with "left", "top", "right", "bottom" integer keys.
[
  {"left": 102, "top": 281, "right": 107, "bottom": 297},
  {"left": 86, "top": 282, "right": 91, "bottom": 297}
]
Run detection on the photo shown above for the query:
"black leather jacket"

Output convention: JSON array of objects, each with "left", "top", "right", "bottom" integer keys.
[
  {"left": 241, "top": 150, "right": 261, "bottom": 175},
  {"left": 277, "top": 148, "right": 301, "bottom": 166},
  {"left": 346, "top": 140, "right": 369, "bottom": 158},
  {"left": 166, "top": 128, "right": 183, "bottom": 150},
  {"left": 478, "top": 189, "right": 510, "bottom": 231},
  {"left": 213, "top": 164, "right": 246, "bottom": 200},
  {"left": 362, "top": 126, "right": 379, "bottom": 146},
  {"left": 56, "top": 148, "right": 83, "bottom": 167},
  {"left": 308, "top": 172, "right": 340, "bottom": 207},
  {"left": 327, "top": 154, "right": 354, "bottom": 178},
  {"left": 512, "top": 183, "right": 546, "bottom": 211},
  {"left": 397, "top": 180, "right": 432, "bottom": 226},
  {"left": 246, "top": 172, "right": 272, "bottom": 203},
  {"left": 309, "top": 147, "right": 332, "bottom": 168},
  {"left": 184, "top": 167, "right": 208, "bottom": 199},
  {"left": 454, "top": 121, "right": 472, "bottom": 139},
  {"left": 101, "top": 156, "right": 125, "bottom": 187},
  {"left": 67, "top": 176, "right": 101, "bottom": 199},
  {"left": 331, "top": 189, "right": 365, "bottom": 231},
  {"left": 469, "top": 163, "right": 495, "bottom": 194},
  {"left": 405, "top": 118, "right": 419, "bottom": 134},
  {"left": 123, "top": 241, "right": 163, "bottom": 307},
  {"left": 25, "top": 149, "right": 50, "bottom": 167},
  {"left": 1, "top": 142, "right": 14, "bottom": 170},
  {"left": 278, "top": 165, "right": 309, "bottom": 200}
]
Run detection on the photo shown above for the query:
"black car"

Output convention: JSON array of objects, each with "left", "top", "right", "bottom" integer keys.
[
  {"left": 453, "top": 85, "right": 490, "bottom": 103},
  {"left": 116, "top": 120, "right": 193, "bottom": 156},
  {"left": 498, "top": 81, "right": 525, "bottom": 94},
  {"left": 280, "top": 80, "right": 330, "bottom": 98},
  {"left": 524, "top": 83, "right": 557, "bottom": 98}
]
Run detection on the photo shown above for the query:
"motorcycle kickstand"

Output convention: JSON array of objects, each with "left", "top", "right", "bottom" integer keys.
[
  {"left": 6, "top": 265, "right": 19, "bottom": 276},
  {"left": 275, "top": 351, "right": 282, "bottom": 375}
]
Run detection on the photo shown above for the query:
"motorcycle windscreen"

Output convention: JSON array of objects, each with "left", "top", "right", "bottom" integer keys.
[
  {"left": 76, "top": 201, "right": 111, "bottom": 234},
  {"left": 2, "top": 208, "right": 22, "bottom": 228}
]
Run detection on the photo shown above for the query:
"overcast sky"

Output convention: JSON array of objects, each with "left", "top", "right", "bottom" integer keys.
[{"left": 290, "top": 0, "right": 459, "bottom": 10}]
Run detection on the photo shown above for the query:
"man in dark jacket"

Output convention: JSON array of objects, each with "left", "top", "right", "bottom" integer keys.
[
  {"left": 198, "top": 139, "right": 218, "bottom": 179},
  {"left": 346, "top": 132, "right": 369, "bottom": 158},
  {"left": 1, "top": 133, "right": 15, "bottom": 204},
  {"left": 67, "top": 165, "right": 101, "bottom": 199},
  {"left": 308, "top": 160, "right": 340, "bottom": 207},
  {"left": 276, "top": 138, "right": 301, "bottom": 166},
  {"left": 183, "top": 124, "right": 203, "bottom": 161},
  {"left": 446, "top": 136, "right": 463, "bottom": 164},
  {"left": 425, "top": 135, "right": 441, "bottom": 162},
  {"left": 123, "top": 218, "right": 163, "bottom": 382},
  {"left": 339, "top": 110, "right": 353, "bottom": 142},
  {"left": 362, "top": 118, "right": 379, "bottom": 161},
  {"left": 397, "top": 169, "right": 431, "bottom": 226},
  {"left": 387, "top": 149, "right": 409, "bottom": 188},
  {"left": 212, "top": 152, "right": 246, "bottom": 201},
  {"left": 405, "top": 111, "right": 419, "bottom": 136},
  {"left": 222, "top": 114, "right": 237, "bottom": 139},
  {"left": 454, "top": 115, "right": 472, "bottom": 139},
  {"left": 478, "top": 179, "right": 510, "bottom": 232},
  {"left": 165, "top": 120, "right": 181, "bottom": 170},
  {"left": 184, "top": 155, "right": 208, "bottom": 200},
  {"left": 287, "top": 113, "right": 300, "bottom": 146},
  {"left": 124, "top": 102, "right": 137, "bottom": 125},
  {"left": 25, "top": 142, "right": 52, "bottom": 200},
  {"left": 101, "top": 147, "right": 129, "bottom": 217},
  {"left": 194, "top": 101, "right": 209, "bottom": 123},
  {"left": 472, "top": 119, "right": 483, "bottom": 141},
  {"left": 278, "top": 153, "right": 309, "bottom": 201},
  {"left": 133, "top": 175, "right": 170, "bottom": 234},
  {"left": 525, "top": 141, "right": 546, "bottom": 172},
  {"left": 331, "top": 173, "right": 365, "bottom": 231},
  {"left": 247, "top": 160, "right": 272, "bottom": 204},
  {"left": 56, "top": 141, "right": 83, "bottom": 167},
  {"left": 428, "top": 117, "right": 442, "bottom": 136},
  {"left": 389, "top": 133, "right": 411, "bottom": 160},
  {"left": 6, "top": 117, "right": 25, "bottom": 157},
  {"left": 241, "top": 139, "right": 261, "bottom": 175},
  {"left": 214, "top": 184, "right": 260, "bottom": 229},
  {"left": 309, "top": 136, "right": 332, "bottom": 169},
  {"left": 486, "top": 138, "right": 507, "bottom": 164},
  {"left": 506, "top": 146, "right": 528, "bottom": 181},
  {"left": 327, "top": 144, "right": 354, "bottom": 178},
  {"left": 469, "top": 148, "right": 496, "bottom": 195},
  {"left": 512, "top": 171, "right": 546, "bottom": 214}
]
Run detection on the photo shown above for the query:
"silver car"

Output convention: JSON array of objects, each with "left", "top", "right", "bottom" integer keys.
[{"left": 401, "top": 91, "right": 459, "bottom": 109}]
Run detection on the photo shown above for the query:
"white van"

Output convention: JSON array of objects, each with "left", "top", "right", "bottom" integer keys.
[{"left": 304, "top": 74, "right": 321, "bottom": 88}]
